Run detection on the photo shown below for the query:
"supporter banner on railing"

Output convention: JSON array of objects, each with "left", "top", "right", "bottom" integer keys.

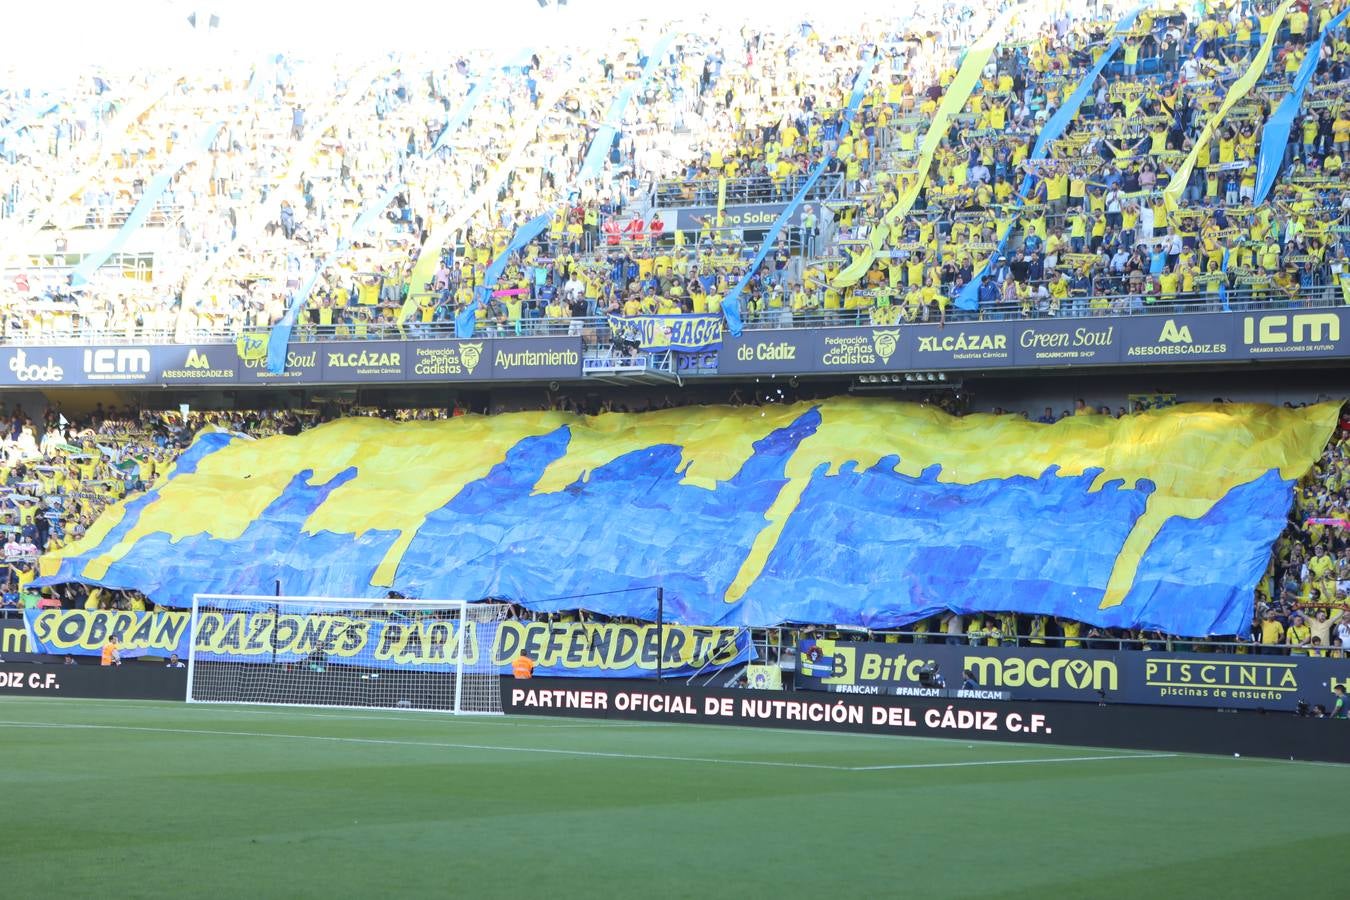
[
  {"left": 606, "top": 313, "right": 723, "bottom": 351},
  {"left": 795, "top": 638, "right": 1350, "bottom": 713},
  {"left": 21, "top": 609, "right": 752, "bottom": 679},
  {"left": 0, "top": 336, "right": 583, "bottom": 386},
  {"left": 668, "top": 203, "right": 804, "bottom": 232}
]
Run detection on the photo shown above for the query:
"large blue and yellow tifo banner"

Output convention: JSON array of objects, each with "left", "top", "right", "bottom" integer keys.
[
  {"left": 35, "top": 399, "right": 1338, "bottom": 637},
  {"left": 21, "top": 610, "right": 750, "bottom": 678}
]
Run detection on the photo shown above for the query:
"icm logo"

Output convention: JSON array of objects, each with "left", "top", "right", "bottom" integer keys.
[
  {"left": 1158, "top": 319, "right": 1193, "bottom": 344},
  {"left": 1242, "top": 313, "right": 1340, "bottom": 346},
  {"left": 871, "top": 329, "right": 901, "bottom": 364},
  {"left": 84, "top": 348, "right": 151, "bottom": 377},
  {"left": 7, "top": 349, "right": 64, "bottom": 382}
]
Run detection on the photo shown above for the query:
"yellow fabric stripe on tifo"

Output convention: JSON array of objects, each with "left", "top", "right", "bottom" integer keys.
[
  {"left": 830, "top": 5, "right": 1019, "bottom": 289},
  {"left": 1160, "top": 0, "right": 1295, "bottom": 213}
]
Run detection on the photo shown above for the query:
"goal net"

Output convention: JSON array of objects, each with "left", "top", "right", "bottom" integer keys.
[{"left": 185, "top": 594, "right": 510, "bottom": 714}]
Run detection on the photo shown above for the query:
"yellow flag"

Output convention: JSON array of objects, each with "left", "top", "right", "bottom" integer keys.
[
  {"left": 236, "top": 331, "right": 269, "bottom": 361},
  {"left": 1161, "top": 0, "right": 1294, "bottom": 213},
  {"left": 831, "top": 5, "right": 1017, "bottom": 289}
]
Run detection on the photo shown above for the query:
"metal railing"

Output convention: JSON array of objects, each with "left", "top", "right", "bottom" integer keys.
[
  {"left": 735, "top": 282, "right": 1345, "bottom": 329},
  {"left": 814, "top": 628, "right": 1346, "bottom": 657},
  {"left": 652, "top": 173, "right": 844, "bottom": 207},
  {"left": 2, "top": 282, "right": 1345, "bottom": 348}
]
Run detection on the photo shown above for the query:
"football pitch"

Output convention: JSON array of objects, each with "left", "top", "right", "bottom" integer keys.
[{"left": 1, "top": 697, "right": 1344, "bottom": 898}]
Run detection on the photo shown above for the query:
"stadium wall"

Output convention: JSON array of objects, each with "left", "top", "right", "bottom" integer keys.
[
  {"left": 793, "top": 640, "right": 1350, "bottom": 713},
  {"left": 0, "top": 662, "right": 186, "bottom": 700},
  {"left": 504, "top": 679, "right": 1350, "bottom": 764},
  {"left": 5, "top": 308, "right": 1350, "bottom": 392}
]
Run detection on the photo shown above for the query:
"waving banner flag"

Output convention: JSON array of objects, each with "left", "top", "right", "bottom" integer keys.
[
  {"left": 35, "top": 400, "right": 1335, "bottom": 638},
  {"left": 578, "top": 32, "right": 677, "bottom": 181},
  {"left": 456, "top": 213, "right": 552, "bottom": 338},
  {"left": 71, "top": 121, "right": 224, "bottom": 287},
  {"left": 957, "top": 4, "right": 1148, "bottom": 311},
  {"left": 1161, "top": 0, "right": 1294, "bottom": 212},
  {"left": 830, "top": 5, "right": 1018, "bottom": 290},
  {"left": 1254, "top": 7, "right": 1350, "bottom": 205},
  {"left": 721, "top": 52, "right": 879, "bottom": 334}
]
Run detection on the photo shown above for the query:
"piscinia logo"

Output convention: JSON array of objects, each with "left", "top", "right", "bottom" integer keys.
[
  {"left": 1158, "top": 319, "right": 1193, "bottom": 344},
  {"left": 871, "top": 329, "right": 901, "bottom": 364},
  {"left": 458, "top": 342, "right": 484, "bottom": 372},
  {"left": 8, "top": 349, "right": 64, "bottom": 382}
]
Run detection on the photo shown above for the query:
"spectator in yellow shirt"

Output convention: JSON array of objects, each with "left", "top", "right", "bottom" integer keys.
[{"left": 1259, "top": 612, "right": 1286, "bottom": 655}]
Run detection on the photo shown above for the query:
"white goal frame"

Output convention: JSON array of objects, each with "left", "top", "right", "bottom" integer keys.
[{"left": 185, "top": 593, "right": 508, "bottom": 715}]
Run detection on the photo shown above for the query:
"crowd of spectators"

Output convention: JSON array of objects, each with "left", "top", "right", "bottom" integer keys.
[
  {"left": 1257, "top": 403, "right": 1350, "bottom": 653},
  {"left": 0, "top": 3, "right": 1035, "bottom": 343},
  {"left": 5, "top": 3, "right": 1350, "bottom": 345},
  {"left": 798, "top": 0, "right": 1350, "bottom": 326}
]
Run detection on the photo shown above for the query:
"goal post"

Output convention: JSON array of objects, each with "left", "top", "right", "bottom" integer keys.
[{"left": 185, "top": 594, "right": 510, "bottom": 714}]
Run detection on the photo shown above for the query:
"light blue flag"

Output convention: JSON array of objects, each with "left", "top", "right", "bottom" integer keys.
[
  {"left": 456, "top": 213, "right": 553, "bottom": 338},
  {"left": 722, "top": 53, "right": 879, "bottom": 335},
  {"left": 1253, "top": 8, "right": 1349, "bottom": 205},
  {"left": 957, "top": 5, "right": 1147, "bottom": 311}
]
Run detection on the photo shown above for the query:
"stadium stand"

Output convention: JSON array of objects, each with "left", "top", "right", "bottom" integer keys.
[
  {"left": 3, "top": 0, "right": 1350, "bottom": 657},
  {"left": 6, "top": 0, "right": 1348, "bottom": 346}
]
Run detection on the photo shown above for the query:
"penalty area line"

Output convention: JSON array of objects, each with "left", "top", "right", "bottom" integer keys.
[{"left": 848, "top": 752, "right": 1177, "bottom": 770}]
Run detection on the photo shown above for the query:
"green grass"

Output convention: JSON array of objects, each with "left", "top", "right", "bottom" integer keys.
[{"left": 1, "top": 697, "right": 1345, "bottom": 898}]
